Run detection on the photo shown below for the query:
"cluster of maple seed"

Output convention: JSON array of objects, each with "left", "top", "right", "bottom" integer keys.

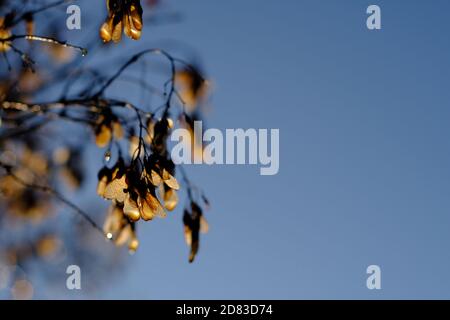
[
  {"left": 98, "top": 152, "right": 178, "bottom": 253},
  {"left": 0, "top": 0, "right": 210, "bottom": 263},
  {"left": 92, "top": 61, "right": 209, "bottom": 262},
  {"left": 100, "top": 0, "right": 144, "bottom": 43},
  {"left": 94, "top": 111, "right": 208, "bottom": 262}
]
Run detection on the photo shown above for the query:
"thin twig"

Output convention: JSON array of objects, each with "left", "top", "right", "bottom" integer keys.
[{"left": 2, "top": 35, "right": 87, "bottom": 56}]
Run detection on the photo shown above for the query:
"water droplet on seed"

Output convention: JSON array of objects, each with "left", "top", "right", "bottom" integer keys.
[{"left": 104, "top": 151, "right": 111, "bottom": 162}]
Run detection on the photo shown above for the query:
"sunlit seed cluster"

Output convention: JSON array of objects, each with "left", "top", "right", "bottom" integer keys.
[{"left": 0, "top": 1, "right": 212, "bottom": 283}]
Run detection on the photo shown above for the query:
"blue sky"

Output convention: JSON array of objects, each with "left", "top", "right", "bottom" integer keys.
[{"left": 18, "top": 0, "right": 450, "bottom": 299}]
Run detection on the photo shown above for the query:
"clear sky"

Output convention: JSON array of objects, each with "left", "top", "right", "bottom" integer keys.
[{"left": 19, "top": 0, "right": 450, "bottom": 299}]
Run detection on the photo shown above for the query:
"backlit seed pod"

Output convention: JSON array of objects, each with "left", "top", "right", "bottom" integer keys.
[
  {"left": 128, "top": 237, "right": 139, "bottom": 253},
  {"left": 95, "top": 124, "right": 112, "bottom": 148},
  {"left": 103, "top": 174, "right": 127, "bottom": 203},
  {"left": 167, "top": 117, "right": 174, "bottom": 129},
  {"left": 200, "top": 216, "right": 209, "bottom": 234},
  {"left": 112, "top": 121, "right": 124, "bottom": 139},
  {"left": 138, "top": 193, "right": 166, "bottom": 221},
  {"left": 115, "top": 225, "right": 133, "bottom": 247},
  {"left": 183, "top": 202, "right": 206, "bottom": 263},
  {"left": 103, "top": 206, "right": 122, "bottom": 237},
  {"left": 111, "top": 20, "right": 123, "bottom": 43},
  {"left": 53, "top": 148, "right": 70, "bottom": 165},
  {"left": 100, "top": 20, "right": 113, "bottom": 42},
  {"left": 0, "top": 19, "right": 11, "bottom": 52},
  {"left": 124, "top": 2, "right": 143, "bottom": 40},
  {"left": 124, "top": 13, "right": 141, "bottom": 40},
  {"left": 36, "top": 235, "right": 61, "bottom": 258},
  {"left": 145, "top": 117, "right": 155, "bottom": 143},
  {"left": 97, "top": 167, "right": 112, "bottom": 197},
  {"left": 175, "top": 67, "right": 207, "bottom": 111},
  {"left": 129, "top": 4, "right": 143, "bottom": 30},
  {"left": 162, "top": 187, "right": 178, "bottom": 211},
  {"left": 123, "top": 194, "right": 141, "bottom": 221},
  {"left": 100, "top": 0, "right": 143, "bottom": 43},
  {"left": 162, "top": 169, "right": 180, "bottom": 190},
  {"left": 97, "top": 175, "right": 108, "bottom": 197},
  {"left": 129, "top": 135, "right": 140, "bottom": 157},
  {"left": 150, "top": 169, "right": 162, "bottom": 186}
]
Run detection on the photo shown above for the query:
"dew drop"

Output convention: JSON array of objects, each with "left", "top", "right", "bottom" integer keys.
[{"left": 104, "top": 150, "right": 111, "bottom": 162}]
